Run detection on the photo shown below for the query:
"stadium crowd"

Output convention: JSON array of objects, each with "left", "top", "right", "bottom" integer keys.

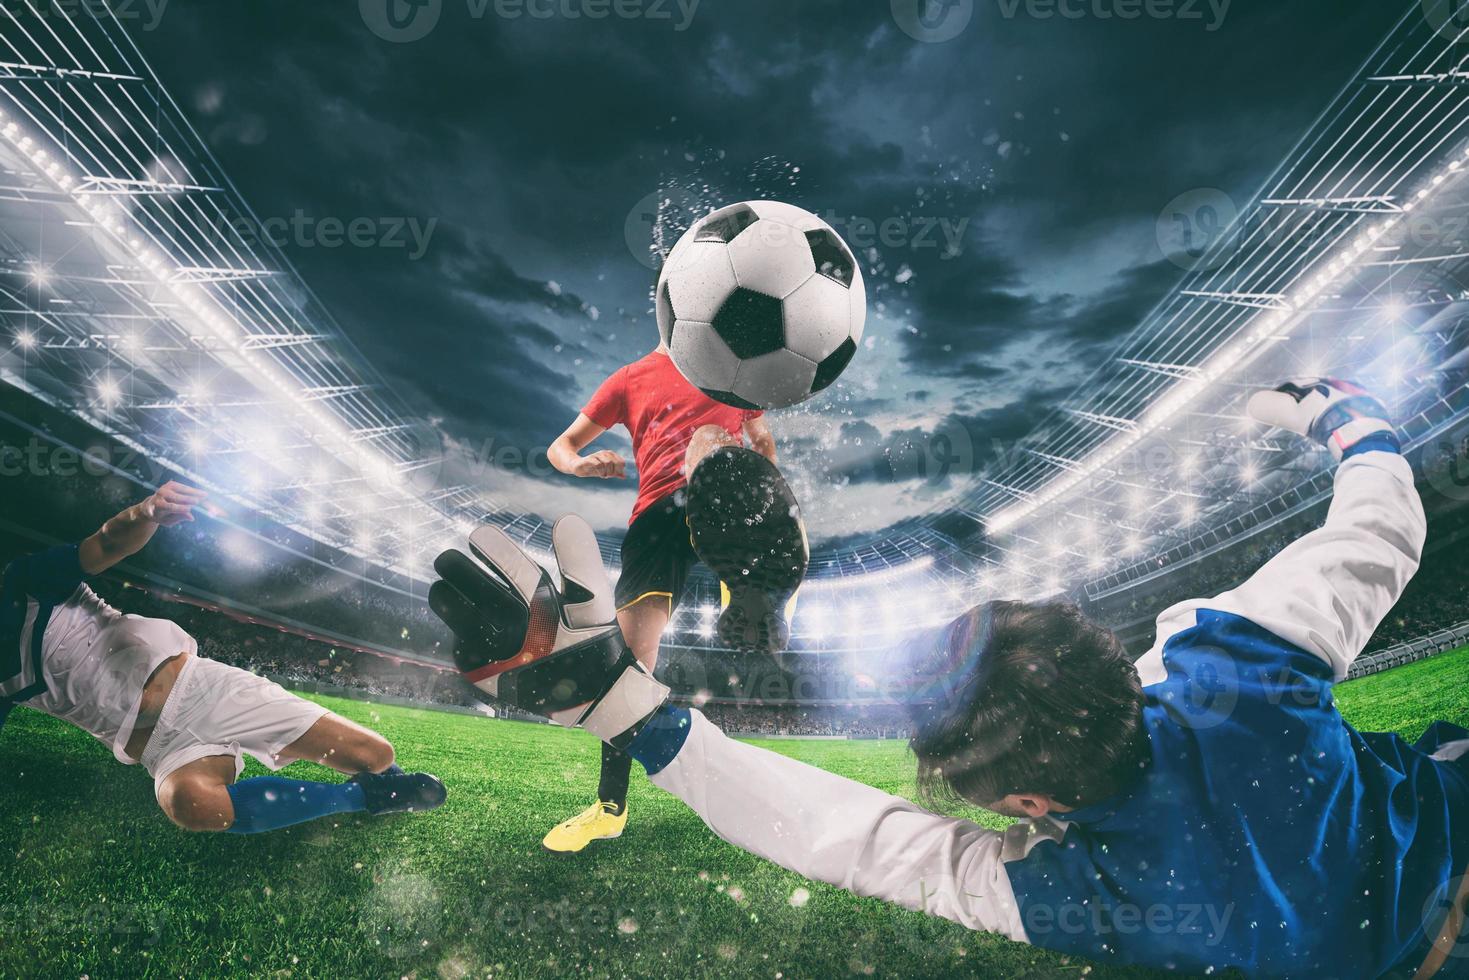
[
  {"left": 1084, "top": 494, "right": 1469, "bottom": 655},
  {"left": 89, "top": 581, "right": 481, "bottom": 708},
  {"left": 9, "top": 394, "right": 1469, "bottom": 739}
]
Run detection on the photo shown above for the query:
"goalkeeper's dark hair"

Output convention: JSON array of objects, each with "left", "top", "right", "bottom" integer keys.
[{"left": 908, "top": 600, "right": 1149, "bottom": 811}]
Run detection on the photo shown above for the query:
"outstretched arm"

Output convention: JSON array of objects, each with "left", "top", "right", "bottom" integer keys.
[
  {"left": 77, "top": 481, "right": 208, "bottom": 575},
  {"left": 632, "top": 709, "right": 1035, "bottom": 940},
  {"left": 1205, "top": 451, "right": 1423, "bottom": 679},
  {"left": 1139, "top": 380, "right": 1424, "bottom": 683},
  {"left": 429, "top": 514, "right": 1034, "bottom": 941}
]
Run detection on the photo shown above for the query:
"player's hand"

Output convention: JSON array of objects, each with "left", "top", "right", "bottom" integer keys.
[
  {"left": 1247, "top": 378, "right": 1398, "bottom": 461},
  {"left": 573, "top": 451, "right": 627, "bottom": 479},
  {"left": 428, "top": 516, "right": 669, "bottom": 745},
  {"left": 140, "top": 482, "right": 209, "bottom": 527}
]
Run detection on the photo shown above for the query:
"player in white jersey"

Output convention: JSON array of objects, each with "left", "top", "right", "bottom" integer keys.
[{"left": 1, "top": 482, "right": 446, "bottom": 834}]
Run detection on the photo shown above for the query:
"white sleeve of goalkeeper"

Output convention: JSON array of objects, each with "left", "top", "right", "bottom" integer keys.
[
  {"left": 1138, "top": 450, "right": 1426, "bottom": 683},
  {"left": 647, "top": 708, "right": 1045, "bottom": 942}
]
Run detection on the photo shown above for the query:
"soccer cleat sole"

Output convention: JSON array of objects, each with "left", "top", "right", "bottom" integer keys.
[
  {"left": 717, "top": 590, "right": 791, "bottom": 657},
  {"left": 686, "top": 447, "right": 808, "bottom": 656}
]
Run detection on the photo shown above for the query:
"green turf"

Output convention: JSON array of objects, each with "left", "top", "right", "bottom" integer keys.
[{"left": 1, "top": 646, "right": 1466, "bottom": 980}]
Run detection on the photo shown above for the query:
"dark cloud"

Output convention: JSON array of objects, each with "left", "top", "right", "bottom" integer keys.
[{"left": 131, "top": 0, "right": 1407, "bottom": 545}]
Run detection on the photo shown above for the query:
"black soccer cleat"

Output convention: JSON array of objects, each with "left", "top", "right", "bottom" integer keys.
[
  {"left": 686, "top": 446, "right": 808, "bottom": 656},
  {"left": 350, "top": 768, "right": 447, "bottom": 816}
]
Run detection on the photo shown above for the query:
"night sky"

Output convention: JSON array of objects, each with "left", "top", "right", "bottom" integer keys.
[{"left": 134, "top": 0, "right": 1406, "bottom": 544}]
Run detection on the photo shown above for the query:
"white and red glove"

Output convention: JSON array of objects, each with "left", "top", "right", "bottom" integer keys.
[
  {"left": 1247, "top": 378, "right": 1400, "bottom": 461},
  {"left": 429, "top": 516, "right": 670, "bottom": 747}
]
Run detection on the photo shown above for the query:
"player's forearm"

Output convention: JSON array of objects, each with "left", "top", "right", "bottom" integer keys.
[
  {"left": 1324, "top": 450, "right": 1426, "bottom": 559},
  {"left": 1184, "top": 451, "right": 1426, "bottom": 679},
  {"left": 547, "top": 437, "right": 581, "bottom": 475},
  {"left": 80, "top": 502, "right": 159, "bottom": 573},
  {"left": 638, "top": 709, "right": 1025, "bottom": 938}
]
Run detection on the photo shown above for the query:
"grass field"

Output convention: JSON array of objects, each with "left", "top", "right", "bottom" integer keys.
[{"left": 2, "top": 648, "right": 1467, "bottom": 980}]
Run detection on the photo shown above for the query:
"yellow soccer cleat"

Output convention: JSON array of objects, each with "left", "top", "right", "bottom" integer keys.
[{"left": 541, "top": 801, "right": 628, "bottom": 855}]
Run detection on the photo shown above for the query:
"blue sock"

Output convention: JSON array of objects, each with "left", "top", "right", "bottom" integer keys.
[{"left": 225, "top": 776, "right": 367, "bottom": 835}]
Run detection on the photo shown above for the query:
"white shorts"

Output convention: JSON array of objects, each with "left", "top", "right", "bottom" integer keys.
[{"left": 140, "top": 655, "right": 328, "bottom": 796}]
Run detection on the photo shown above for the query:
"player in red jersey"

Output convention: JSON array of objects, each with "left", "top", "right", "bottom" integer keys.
[{"left": 538, "top": 341, "right": 802, "bottom": 854}]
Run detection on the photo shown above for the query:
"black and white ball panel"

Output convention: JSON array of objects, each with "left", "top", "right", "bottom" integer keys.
[
  {"left": 668, "top": 319, "right": 740, "bottom": 392},
  {"left": 744, "top": 199, "right": 827, "bottom": 233},
  {"left": 726, "top": 220, "right": 817, "bottom": 301},
  {"left": 731, "top": 348, "right": 819, "bottom": 409},
  {"left": 657, "top": 199, "right": 866, "bottom": 410},
  {"left": 711, "top": 288, "right": 785, "bottom": 360},
  {"left": 694, "top": 202, "right": 760, "bottom": 244},
  {"left": 783, "top": 273, "right": 853, "bottom": 364},
  {"left": 663, "top": 239, "right": 737, "bottom": 326}
]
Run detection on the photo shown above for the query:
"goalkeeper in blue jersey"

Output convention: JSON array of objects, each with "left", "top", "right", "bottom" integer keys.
[
  {"left": 430, "top": 378, "right": 1469, "bottom": 979},
  {"left": 1, "top": 482, "right": 446, "bottom": 834}
]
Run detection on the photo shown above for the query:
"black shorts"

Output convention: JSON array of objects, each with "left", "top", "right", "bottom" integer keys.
[{"left": 615, "top": 492, "right": 698, "bottom": 613}]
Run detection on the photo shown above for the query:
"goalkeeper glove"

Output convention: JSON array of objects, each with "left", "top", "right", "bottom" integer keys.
[
  {"left": 428, "top": 515, "right": 671, "bottom": 748},
  {"left": 1247, "top": 378, "right": 1400, "bottom": 461}
]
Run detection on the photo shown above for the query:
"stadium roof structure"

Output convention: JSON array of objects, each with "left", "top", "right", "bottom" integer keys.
[
  {"left": 662, "top": 3, "right": 1469, "bottom": 652},
  {"left": 4, "top": 3, "right": 1469, "bottom": 657},
  {"left": 932, "top": 5, "right": 1469, "bottom": 601},
  {"left": 0, "top": 4, "right": 571, "bottom": 577}
]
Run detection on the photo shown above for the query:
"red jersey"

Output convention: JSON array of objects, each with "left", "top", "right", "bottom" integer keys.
[{"left": 582, "top": 350, "right": 762, "bottom": 525}]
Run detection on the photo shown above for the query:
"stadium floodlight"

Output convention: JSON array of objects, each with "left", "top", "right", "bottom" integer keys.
[
  {"left": 97, "top": 376, "right": 120, "bottom": 405},
  {"left": 800, "top": 554, "right": 936, "bottom": 599},
  {"left": 0, "top": 109, "right": 476, "bottom": 573},
  {"left": 989, "top": 141, "right": 1469, "bottom": 537},
  {"left": 15, "top": 329, "right": 35, "bottom": 349}
]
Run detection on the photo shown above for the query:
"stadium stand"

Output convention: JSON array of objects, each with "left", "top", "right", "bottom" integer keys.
[{"left": 5, "top": 376, "right": 1469, "bottom": 737}]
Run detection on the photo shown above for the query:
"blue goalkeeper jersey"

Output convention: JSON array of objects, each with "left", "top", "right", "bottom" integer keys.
[
  {"left": 0, "top": 543, "right": 87, "bottom": 730},
  {"left": 631, "top": 451, "right": 1439, "bottom": 978},
  {"left": 1004, "top": 609, "right": 1469, "bottom": 978}
]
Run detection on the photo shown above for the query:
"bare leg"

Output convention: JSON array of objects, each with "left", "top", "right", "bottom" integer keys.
[
  {"left": 617, "top": 595, "right": 669, "bottom": 672},
  {"left": 156, "top": 755, "right": 239, "bottom": 833},
  {"left": 273, "top": 712, "right": 395, "bottom": 775},
  {"left": 684, "top": 424, "right": 741, "bottom": 479}
]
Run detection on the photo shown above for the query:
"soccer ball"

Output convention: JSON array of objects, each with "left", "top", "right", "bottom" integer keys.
[{"left": 656, "top": 200, "right": 866, "bottom": 411}]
